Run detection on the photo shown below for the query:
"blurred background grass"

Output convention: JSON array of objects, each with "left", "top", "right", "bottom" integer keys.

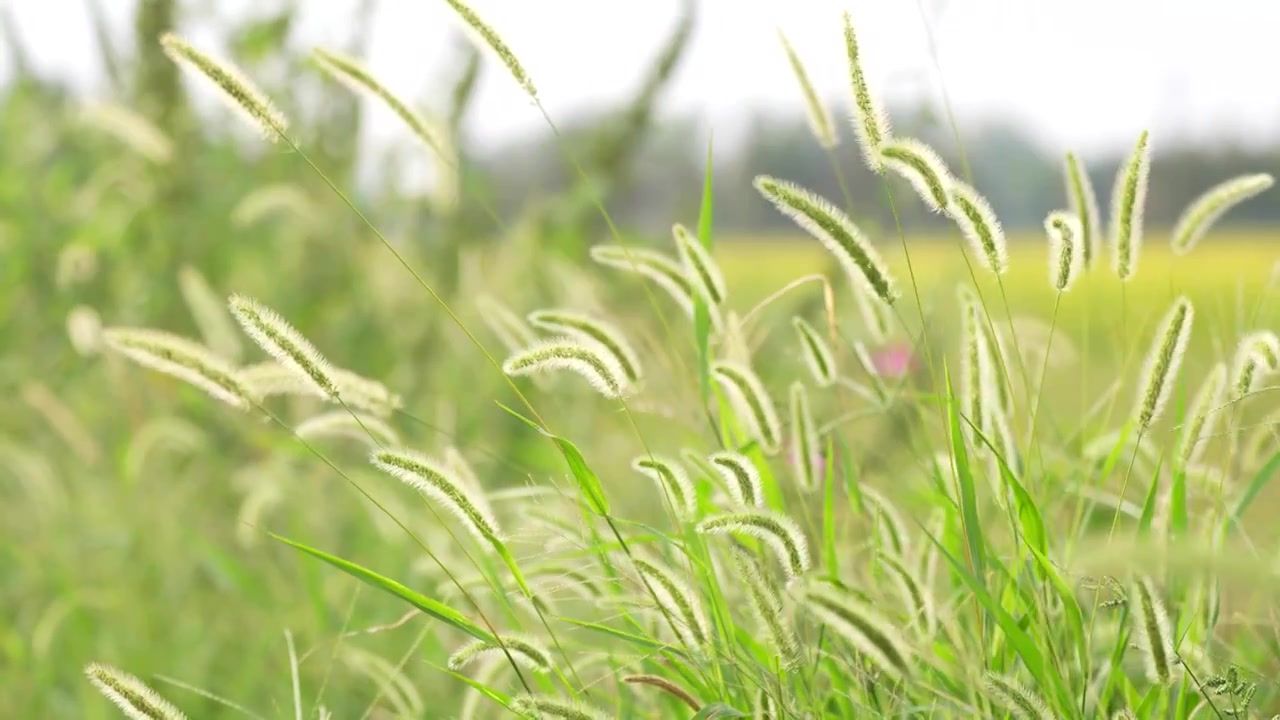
[{"left": 3, "top": 0, "right": 1280, "bottom": 717}]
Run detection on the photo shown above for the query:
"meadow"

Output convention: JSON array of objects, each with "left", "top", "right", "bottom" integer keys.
[{"left": 6, "top": 3, "right": 1280, "bottom": 720}]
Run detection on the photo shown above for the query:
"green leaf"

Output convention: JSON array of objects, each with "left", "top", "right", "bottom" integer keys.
[
  {"left": 932, "top": 537, "right": 1073, "bottom": 716},
  {"left": 1224, "top": 450, "right": 1280, "bottom": 532},
  {"left": 945, "top": 366, "right": 986, "bottom": 587},
  {"left": 269, "top": 533, "right": 495, "bottom": 643},
  {"left": 1137, "top": 460, "right": 1162, "bottom": 535},
  {"left": 492, "top": 400, "right": 610, "bottom": 516},
  {"left": 558, "top": 617, "right": 690, "bottom": 660},
  {"left": 822, "top": 434, "right": 838, "bottom": 581},
  {"left": 695, "top": 135, "right": 715, "bottom": 408}
]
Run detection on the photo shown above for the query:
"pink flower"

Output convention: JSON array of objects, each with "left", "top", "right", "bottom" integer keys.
[{"left": 869, "top": 342, "right": 916, "bottom": 378}]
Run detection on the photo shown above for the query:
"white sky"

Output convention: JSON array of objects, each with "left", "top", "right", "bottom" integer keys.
[{"left": 6, "top": 0, "right": 1280, "bottom": 157}]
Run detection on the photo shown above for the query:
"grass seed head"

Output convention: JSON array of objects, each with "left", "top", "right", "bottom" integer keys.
[
  {"left": 1131, "top": 575, "right": 1177, "bottom": 684},
  {"left": 310, "top": 48, "right": 444, "bottom": 156},
  {"left": 84, "top": 662, "right": 188, "bottom": 720},
  {"left": 792, "top": 317, "right": 837, "bottom": 387},
  {"left": 1134, "top": 296, "right": 1194, "bottom": 431},
  {"left": 947, "top": 180, "right": 1008, "bottom": 275},
  {"left": 443, "top": 0, "right": 538, "bottom": 100},
  {"left": 1110, "top": 130, "right": 1151, "bottom": 281},
  {"left": 446, "top": 634, "right": 553, "bottom": 673},
  {"left": 159, "top": 32, "right": 287, "bottom": 141},
  {"left": 502, "top": 337, "right": 630, "bottom": 399},
  {"left": 527, "top": 308, "right": 643, "bottom": 384},
  {"left": 796, "top": 580, "right": 912, "bottom": 681},
  {"left": 712, "top": 360, "right": 783, "bottom": 454},
  {"left": 296, "top": 411, "right": 400, "bottom": 448},
  {"left": 1171, "top": 173, "right": 1273, "bottom": 255},
  {"left": 228, "top": 294, "right": 338, "bottom": 399},
  {"left": 982, "top": 673, "right": 1055, "bottom": 720},
  {"left": 102, "top": 327, "right": 253, "bottom": 410},
  {"left": 370, "top": 448, "right": 502, "bottom": 544},
  {"left": 754, "top": 175, "right": 900, "bottom": 305},
  {"left": 509, "top": 694, "right": 610, "bottom": 720},
  {"left": 842, "top": 11, "right": 891, "bottom": 172},
  {"left": 879, "top": 137, "right": 954, "bottom": 212},
  {"left": 1175, "top": 362, "right": 1227, "bottom": 467},
  {"left": 1044, "top": 210, "right": 1084, "bottom": 292},
  {"left": 708, "top": 451, "right": 765, "bottom": 508},
  {"left": 777, "top": 29, "right": 837, "bottom": 149},
  {"left": 671, "top": 223, "right": 727, "bottom": 306},
  {"left": 697, "top": 509, "right": 811, "bottom": 580},
  {"left": 1064, "top": 151, "right": 1102, "bottom": 268},
  {"left": 631, "top": 455, "right": 697, "bottom": 517},
  {"left": 789, "top": 382, "right": 821, "bottom": 493}
]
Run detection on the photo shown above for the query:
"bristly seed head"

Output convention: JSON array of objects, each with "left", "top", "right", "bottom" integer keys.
[
  {"left": 982, "top": 673, "right": 1055, "bottom": 720},
  {"left": 777, "top": 28, "right": 838, "bottom": 149},
  {"left": 101, "top": 327, "right": 253, "bottom": 410},
  {"left": 85, "top": 662, "right": 188, "bottom": 720},
  {"left": 795, "top": 580, "right": 912, "bottom": 681},
  {"left": 1176, "top": 362, "right": 1226, "bottom": 467},
  {"left": 1131, "top": 575, "right": 1177, "bottom": 684},
  {"left": 1044, "top": 209, "right": 1084, "bottom": 292},
  {"left": 1171, "top": 173, "right": 1273, "bottom": 255},
  {"left": 1064, "top": 151, "right": 1102, "bottom": 269},
  {"left": 370, "top": 448, "right": 502, "bottom": 544},
  {"left": 788, "top": 382, "right": 821, "bottom": 493},
  {"left": 708, "top": 451, "right": 765, "bottom": 508},
  {"left": 697, "top": 509, "right": 811, "bottom": 580},
  {"left": 442, "top": 0, "right": 538, "bottom": 100},
  {"left": 159, "top": 32, "right": 287, "bottom": 142},
  {"left": 671, "top": 223, "right": 727, "bottom": 306},
  {"left": 447, "top": 634, "right": 553, "bottom": 673},
  {"left": 946, "top": 180, "right": 1007, "bottom": 275},
  {"left": 1133, "top": 296, "right": 1194, "bottom": 431},
  {"left": 228, "top": 294, "right": 339, "bottom": 399},
  {"left": 842, "top": 11, "right": 891, "bottom": 172},
  {"left": 527, "top": 308, "right": 643, "bottom": 384},
  {"left": 754, "top": 175, "right": 900, "bottom": 305},
  {"left": 631, "top": 455, "right": 696, "bottom": 517},
  {"left": 502, "top": 337, "right": 630, "bottom": 399},
  {"left": 879, "top": 137, "right": 954, "bottom": 212},
  {"left": 310, "top": 48, "right": 444, "bottom": 156},
  {"left": 1111, "top": 130, "right": 1151, "bottom": 281},
  {"left": 712, "top": 360, "right": 783, "bottom": 454},
  {"left": 791, "top": 316, "right": 837, "bottom": 387}
]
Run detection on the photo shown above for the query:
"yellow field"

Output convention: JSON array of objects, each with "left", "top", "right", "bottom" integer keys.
[
  {"left": 716, "top": 229, "right": 1279, "bottom": 308},
  {"left": 711, "top": 230, "right": 1280, "bottom": 353}
]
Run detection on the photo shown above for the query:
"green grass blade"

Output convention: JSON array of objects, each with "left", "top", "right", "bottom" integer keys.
[
  {"left": 944, "top": 366, "right": 986, "bottom": 586},
  {"left": 695, "top": 135, "right": 715, "bottom": 408},
  {"left": 269, "top": 533, "right": 495, "bottom": 642}
]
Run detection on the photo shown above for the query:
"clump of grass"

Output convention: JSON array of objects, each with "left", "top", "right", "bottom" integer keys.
[{"left": 795, "top": 580, "right": 912, "bottom": 681}]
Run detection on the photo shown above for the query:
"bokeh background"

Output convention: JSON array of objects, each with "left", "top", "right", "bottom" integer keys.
[{"left": 3, "top": 0, "right": 1279, "bottom": 717}]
